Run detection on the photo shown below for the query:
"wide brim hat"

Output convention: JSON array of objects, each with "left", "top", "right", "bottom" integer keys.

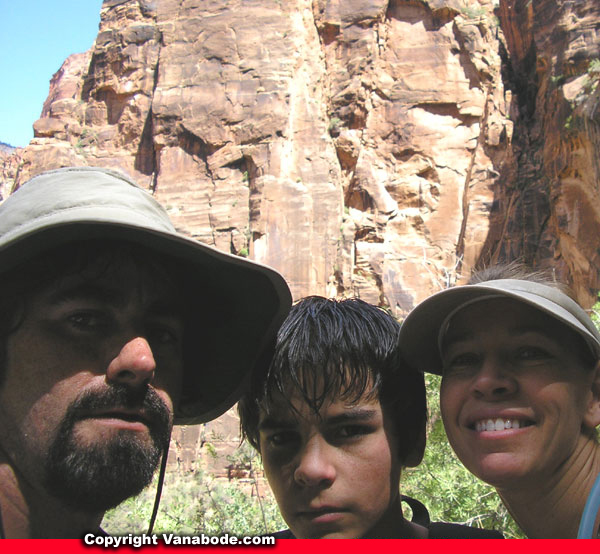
[
  {"left": 400, "top": 278, "right": 600, "bottom": 375},
  {"left": 0, "top": 166, "right": 292, "bottom": 424}
]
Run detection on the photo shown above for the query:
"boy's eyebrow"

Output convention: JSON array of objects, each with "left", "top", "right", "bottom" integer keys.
[
  {"left": 324, "top": 407, "right": 379, "bottom": 425},
  {"left": 258, "top": 416, "right": 297, "bottom": 431},
  {"left": 258, "top": 407, "right": 379, "bottom": 431}
]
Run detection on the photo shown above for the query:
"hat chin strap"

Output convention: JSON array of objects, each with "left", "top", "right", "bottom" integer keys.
[
  {"left": 437, "top": 294, "right": 503, "bottom": 362},
  {"left": 147, "top": 431, "right": 171, "bottom": 535}
]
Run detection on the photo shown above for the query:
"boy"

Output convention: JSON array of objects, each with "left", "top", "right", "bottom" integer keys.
[{"left": 239, "top": 296, "right": 503, "bottom": 538}]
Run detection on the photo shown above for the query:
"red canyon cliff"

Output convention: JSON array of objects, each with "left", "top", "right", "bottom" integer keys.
[{"left": 3, "top": 0, "right": 600, "bottom": 309}]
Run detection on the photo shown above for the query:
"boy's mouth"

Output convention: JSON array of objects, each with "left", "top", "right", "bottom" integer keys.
[
  {"left": 297, "top": 506, "right": 348, "bottom": 524},
  {"left": 472, "top": 418, "right": 534, "bottom": 432}
]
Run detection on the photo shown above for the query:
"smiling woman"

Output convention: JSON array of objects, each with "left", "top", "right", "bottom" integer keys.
[{"left": 399, "top": 264, "right": 600, "bottom": 539}]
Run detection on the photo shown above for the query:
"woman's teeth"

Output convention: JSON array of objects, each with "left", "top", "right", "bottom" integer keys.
[{"left": 474, "top": 418, "right": 530, "bottom": 432}]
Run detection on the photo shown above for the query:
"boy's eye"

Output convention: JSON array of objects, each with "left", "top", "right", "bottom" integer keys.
[
  {"left": 334, "top": 425, "right": 371, "bottom": 440},
  {"left": 266, "top": 430, "right": 298, "bottom": 448}
]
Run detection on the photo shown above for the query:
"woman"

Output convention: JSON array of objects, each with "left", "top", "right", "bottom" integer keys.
[{"left": 399, "top": 265, "right": 600, "bottom": 538}]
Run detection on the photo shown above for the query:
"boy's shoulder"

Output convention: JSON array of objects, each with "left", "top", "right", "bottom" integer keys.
[
  {"left": 403, "top": 495, "right": 504, "bottom": 539},
  {"left": 269, "top": 529, "right": 295, "bottom": 538},
  {"left": 427, "top": 522, "right": 504, "bottom": 539},
  {"left": 266, "top": 496, "right": 504, "bottom": 539},
  {"left": 267, "top": 525, "right": 503, "bottom": 539}
]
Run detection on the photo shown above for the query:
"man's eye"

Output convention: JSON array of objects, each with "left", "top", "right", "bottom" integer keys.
[
  {"left": 148, "top": 326, "right": 181, "bottom": 345},
  {"left": 67, "top": 311, "right": 109, "bottom": 331}
]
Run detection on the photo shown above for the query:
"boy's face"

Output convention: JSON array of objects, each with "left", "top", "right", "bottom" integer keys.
[{"left": 258, "top": 391, "right": 403, "bottom": 538}]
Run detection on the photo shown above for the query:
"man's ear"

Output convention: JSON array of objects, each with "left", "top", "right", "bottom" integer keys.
[
  {"left": 583, "top": 361, "right": 600, "bottom": 430},
  {"left": 403, "top": 421, "right": 426, "bottom": 468}
]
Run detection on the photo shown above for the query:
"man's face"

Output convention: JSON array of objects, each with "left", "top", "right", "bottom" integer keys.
[
  {"left": 0, "top": 258, "right": 184, "bottom": 513},
  {"left": 440, "top": 298, "right": 598, "bottom": 491},
  {"left": 258, "top": 392, "right": 403, "bottom": 538}
]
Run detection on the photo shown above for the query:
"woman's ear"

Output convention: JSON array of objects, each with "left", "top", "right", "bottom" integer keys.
[
  {"left": 403, "top": 421, "right": 426, "bottom": 468},
  {"left": 583, "top": 361, "right": 600, "bottom": 430}
]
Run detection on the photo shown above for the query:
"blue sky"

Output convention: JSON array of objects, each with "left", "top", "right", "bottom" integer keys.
[{"left": 0, "top": 0, "right": 103, "bottom": 147}]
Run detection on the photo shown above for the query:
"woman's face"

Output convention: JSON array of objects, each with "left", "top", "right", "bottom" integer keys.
[{"left": 439, "top": 298, "right": 600, "bottom": 490}]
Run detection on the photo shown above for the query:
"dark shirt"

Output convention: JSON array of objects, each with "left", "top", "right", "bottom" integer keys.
[{"left": 270, "top": 495, "right": 504, "bottom": 539}]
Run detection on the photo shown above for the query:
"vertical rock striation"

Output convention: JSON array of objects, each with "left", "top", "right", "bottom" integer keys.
[{"left": 491, "top": 0, "right": 600, "bottom": 306}]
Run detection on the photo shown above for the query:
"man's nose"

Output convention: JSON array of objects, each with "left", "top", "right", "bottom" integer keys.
[
  {"left": 293, "top": 438, "right": 336, "bottom": 488},
  {"left": 106, "top": 337, "right": 156, "bottom": 387}
]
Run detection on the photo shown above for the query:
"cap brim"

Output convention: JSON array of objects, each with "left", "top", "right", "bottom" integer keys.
[{"left": 400, "top": 280, "right": 600, "bottom": 375}]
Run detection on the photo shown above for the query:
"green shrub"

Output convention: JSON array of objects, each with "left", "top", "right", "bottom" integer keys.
[{"left": 102, "top": 442, "right": 285, "bottom": 535}]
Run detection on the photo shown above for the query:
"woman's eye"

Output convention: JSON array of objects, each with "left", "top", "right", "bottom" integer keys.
[
  {"left": 515, "top": 346, "right": 550, "bottom": 362},
  {"left": 443, "top": 352, "right": 480, "bottom": 374}
]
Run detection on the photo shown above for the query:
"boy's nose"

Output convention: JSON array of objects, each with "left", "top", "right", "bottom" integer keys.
[
  {"left": 106, "top": 336, "right": 156, "bottom": 388},
  {"left": 294, "top": 438, "right": 336, "bottom": 488}
]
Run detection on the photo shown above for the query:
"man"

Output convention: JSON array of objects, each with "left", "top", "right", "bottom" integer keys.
[
  {"left": 238, "top": 296, "right": 503, "bottom": 538},
  {"left": 0, "top": 166, "right": 291, "bottom": 538}
]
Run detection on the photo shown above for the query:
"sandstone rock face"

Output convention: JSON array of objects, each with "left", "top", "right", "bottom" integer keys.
[
  {"left": 0, "top": 144, "right": 21, "bottom": 201},
  {"left": 4, "top": 0, "right": 600, "bottom": 483},
  {"left": 6, "top": 0, "right": 513, "bottom": 312},
  {"left": 494, "top": 0, "right": 600, "bottom": 306}
]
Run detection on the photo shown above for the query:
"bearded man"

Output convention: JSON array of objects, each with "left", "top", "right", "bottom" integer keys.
[{"left": 0, "top": 167, "right": 291, "bottom": 538}]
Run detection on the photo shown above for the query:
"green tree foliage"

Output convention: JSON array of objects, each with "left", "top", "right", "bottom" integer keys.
[
  {"left": 102, "top": 441, "right": 285, "bottom": 535},
  {"left": 591, "top": 296, "right": 600, "bottom": 328}
]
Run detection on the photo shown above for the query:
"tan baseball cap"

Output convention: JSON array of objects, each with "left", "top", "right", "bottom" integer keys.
[
  {"left": 0, "top": 166, "right": 292, "bottom": 424},
  {"left": 399, "top": 278, "right": 600, "bottom": 375}
]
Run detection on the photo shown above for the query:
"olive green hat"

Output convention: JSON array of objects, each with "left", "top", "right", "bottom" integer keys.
[
  {"left": 0, "top": 166, "right": 292, "bottom": 424},
  {"left": 399, "top": 278, "right": 600, "bottom": 375}
]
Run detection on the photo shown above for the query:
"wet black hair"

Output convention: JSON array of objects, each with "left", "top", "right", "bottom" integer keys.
[{"left": 238, "top": 296, "right": 426, "bottom": 463}]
